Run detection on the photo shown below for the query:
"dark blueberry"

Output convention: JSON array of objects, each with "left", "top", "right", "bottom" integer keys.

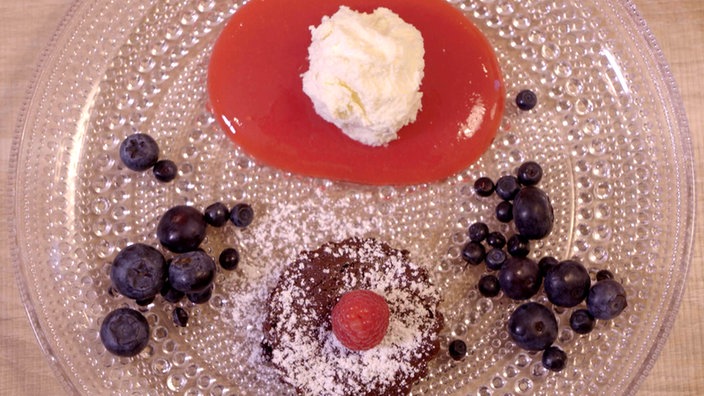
[
  {"left": 507, "top": 302, "right": 557, "bottom": 351},
  {"left": 512, "top": 186, "right": 554, "bottom": 239},
  {"left": 478, "top": 274, "right": 501, "bottom": 297},
  {"left": 230, "top": 203, "right": 255, "bottom": 228},
  {"left": 448, "top": 339, "right": 467, "bottom": 361},
  {"left": 569, "top": 309, "right": 596, "bottom": 334},
  {"left": 110, "top": 243, "right": 167, "bottom": 300},
  {"left": 473, "top": 177, "right": 495, "bottom": 197},
  {"left": 495, "top": 175, "right": 521, "bottom": 201},
  {"left": 538, "top": 256, "right": 559, "bottom": 277},
  {"left": 100, "top": 308, "right": 150, "bottom": 357},
  {"left": 587, "top": 279, "right": 628, "bottom": 320},
  {"left": 485, "top": 248, "right": 507, "bottom": 271},
  {"left": 219, "top": 247, "right": 240, "bottom": 271},
  {"left": 157, "top": 205, "right": 207, "bottom": 253},
  {"left": 119, "top": 133, "right": 159, "bottom": 171},
  {"left": 507, "top": 234, "right": 530, "bottom": 257},
  {"left": 187, "top": 285, "right": 213, "bottom": 304},
  {"left": 152, "top": 159, "right": 177, "bottom": 182},
  {"left": 135, "top": 296, "right": 155, "bottom": 306},
  {"left": 544, "top": 260, "right": 591, "bottom": 307},
  {"left": 461, "top": 241, "right": 485, "bottom": 266},
  {"left": 468, "top": 222, "right": 489, "bottom": 242},
  {"left": 172, "top": 307, "right": 189, "bottom": 327},
  {"left": 517, "top": 161, "right": 543, "bottom": 186},
  {"left": 486, "top": 231, "right": 506, "bottom": 249},
  {"left": 169, "top": 250, "right": 216, "bottom": 293},
  {"left": 596, "top": 269, "right": 615, "bottom": 281},
  {"left": 515, "top": 90, "right": 538, "bottom": 111},
  {"left": 160, "top": 281, "right": 185, "bottom": 304},
  {"left": 496, "top": 201, "right": 514, "bottom": 223},
  {"left": 204, "top": 202, "right": 230, "bottom": 227},
  {"left": 542, "top": 346, "right": 567, "bottom": 372},
  {"left": 498, "top": 256, "right": 541, "bottom": 300},
  {"left": 161, "top": 285, "right": 186, "bottom": 304}
]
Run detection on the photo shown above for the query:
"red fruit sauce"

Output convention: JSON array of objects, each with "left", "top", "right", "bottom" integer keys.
[{"left": 208, "top": 0, "right": 504, "bottom": 185}]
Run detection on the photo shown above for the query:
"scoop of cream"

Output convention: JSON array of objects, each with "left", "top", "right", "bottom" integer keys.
[{"left": 301, "top": 6, "right": 425, "bottom": 146}]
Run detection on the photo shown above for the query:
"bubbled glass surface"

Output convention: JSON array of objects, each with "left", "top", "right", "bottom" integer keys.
[{"left": 8, "top": 0, "right": 694, "bottom": 395}]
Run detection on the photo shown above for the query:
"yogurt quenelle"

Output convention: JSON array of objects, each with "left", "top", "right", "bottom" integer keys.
[{"left": 302, "top": 6, "right": 425, "bottom": 146}]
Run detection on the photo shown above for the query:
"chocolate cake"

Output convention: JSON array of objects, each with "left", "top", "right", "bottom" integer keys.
[{"left": 263, "top": 237, "right": 443, "bottom": 395}]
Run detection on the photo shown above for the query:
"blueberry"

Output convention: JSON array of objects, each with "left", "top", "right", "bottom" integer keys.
[
  {"left": 517, "top": 161, "right": 543, "bottom": 186},
  {"left": 587, "top": 279, "right": 627, "bottom": 320},
  {"left": 468, "top": 222, "right": 489, "bottom": 242},
  {"left": 498, "top": 256, "right": 541, "bottom": 300},
  {"left": 507, "top": 234, "right": 530, "bottom": 257},
  {"left": 485, "top": 248, "right": 507, "bottom": 271},
  {"left": 478, "top": 274, "right": 501, "bottom": 297},
  {"left": 486, "top": 231, "right": 506, "bottom": 249},
  {"left": 596, "top": 269, "right": 614, "bottom": 281},
  {"left": 119, "top": 133, "right": 159, "bottom": 171},
  {"left": 135, "top": 296, "right": 155, "bottom": 306},
  {"left": 157, "top": 205, "right": 207, "bottom": 253},
  {"left": 230, "top": 203, "right": 254, "bottom": 227},
  {"left": 538, "top": 256, "right": 559, "bottom": 277},
  {"left": 168, "top": 250, "right": 216, "bottom": 293},
  {"left": 204, "top": 202, "right": 230, "bottom": 227},
  {"left": 187, "top": 285, "right": 213, "bottom": 304},
  {"left": 495, "top": 175, "right": 521, "bottom": 201},
  {"left": 473, "top": 177, "right": 495, "bottom": 197},
  {"left": 542, "top": 346, "right": 567, "bottom": 372},
  {"left": 160, "top": 281, "right": 185, "bottom": 303},
  {"left": 496, "top": 201, "right": 514, "bottom": 223},
  {"left": 508, "top": 302, "right": 557, "bottom": 351},
  {"left": 110, "top": 243, "right": 167, "bottom": 300},
  {"left": 152, "top": 159, "right": 177, "bottom": 182},
  {"left": 515, "top": 90, "right": 538, "bottom": 111},
  {"left": 512, "top": 186, "right": 554, "bottom": 239},
  {"left": 461, "top": 241, "right": 485, "bottom": 265},
  {"left": 448, "top": 339, "right": 467, "bottom": 360},
  {"left": 219, "top": 247, "right": 240, "bottom": 270},
  {"left": 569, "top": 309, "right": 596, "bottom": 334},
  {"left": 100, "top": 308, "right": 150, "bottom": 357},
  {"left": 544, "top": 260, "right": 591, "bottom": 307},
  {"left": 172, "top": 307, "right": 189, "bottom": 327}
]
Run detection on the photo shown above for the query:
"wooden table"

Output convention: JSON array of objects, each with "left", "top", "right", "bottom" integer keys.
[{"left": 1, "top": 1, "right": 702, "bottom": 394}]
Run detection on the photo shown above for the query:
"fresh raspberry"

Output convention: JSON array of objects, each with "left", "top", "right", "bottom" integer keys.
[{"left": 331, "top": 290, "right": 390, "bottom": 351}]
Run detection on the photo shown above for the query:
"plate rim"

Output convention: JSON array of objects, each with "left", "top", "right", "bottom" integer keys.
[{"left": 6, "top": 0, "right": 696, "bottom": 395}]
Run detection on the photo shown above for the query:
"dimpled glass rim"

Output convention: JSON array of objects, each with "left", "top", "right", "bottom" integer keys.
[
  {"left": 6, "top": 0, "right": 695, "bottom": 395},
  {"left": 8, "top": 1, "right": 156, "bottom": 394},
  {"left": 606, "top": 0, "right": 694, "bottom": 393}
]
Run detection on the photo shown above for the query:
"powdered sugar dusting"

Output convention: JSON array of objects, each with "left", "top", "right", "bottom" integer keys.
[
  {"left": 234, "top": 189, "right": 383, "bottom": 282},
  {"left": 264, "top": 237, "right": 443, "bottom": 395}
]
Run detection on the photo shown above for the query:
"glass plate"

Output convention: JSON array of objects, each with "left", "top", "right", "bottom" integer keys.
[{"left": 8, "top": 0, "right": 694, "bottom": 395}]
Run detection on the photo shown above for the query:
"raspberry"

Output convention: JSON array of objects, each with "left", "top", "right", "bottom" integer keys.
[{"left": 331, "top": 290, "right": 390, "bottom": 351}]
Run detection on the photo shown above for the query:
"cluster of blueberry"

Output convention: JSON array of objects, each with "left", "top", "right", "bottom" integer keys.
[
  {"left": 447, "top": 162, "right": 627, "bottom": 373},
  {"left": 100, "top": 135, "right": 254, "bottom": 357},
  {"left": 100, "top": 203, "right": 253, "bottom": 357},
  {"left": 119, "top": 133, "right": 178, "bottom": 182}
]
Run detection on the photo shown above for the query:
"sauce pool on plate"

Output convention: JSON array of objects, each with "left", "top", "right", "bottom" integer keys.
[{"left": 208, "top": 0, "right": 505, "bottom": 185}]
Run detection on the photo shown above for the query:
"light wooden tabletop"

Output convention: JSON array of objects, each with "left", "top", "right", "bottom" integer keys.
[{"left": 1, "top": 1, "right": 702, "bottom": 395}]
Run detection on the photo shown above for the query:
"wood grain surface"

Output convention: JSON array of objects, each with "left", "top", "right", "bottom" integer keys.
[{"left": 0, "top": 1, "right": 702, "bottom": 395}]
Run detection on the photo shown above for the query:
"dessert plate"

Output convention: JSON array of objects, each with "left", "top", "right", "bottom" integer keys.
[{"left": 8, "top": 0, "right": 694, "bottom": 395}]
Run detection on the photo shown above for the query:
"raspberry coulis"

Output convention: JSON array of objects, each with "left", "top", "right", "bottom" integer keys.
[{"left": 208, "top": 0, "right": 504, "bottom": 185}]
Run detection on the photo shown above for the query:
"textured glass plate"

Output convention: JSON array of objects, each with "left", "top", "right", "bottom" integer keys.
[{"left": 8, "top": 0, "right": 694, "bottom": 395}]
